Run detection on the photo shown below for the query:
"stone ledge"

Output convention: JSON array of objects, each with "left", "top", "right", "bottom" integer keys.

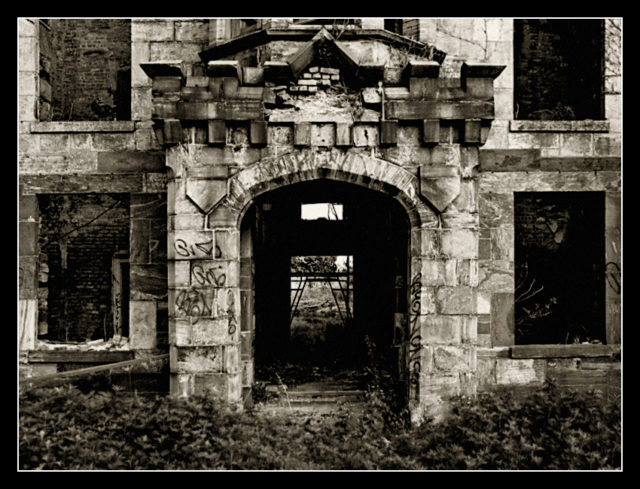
[
  {"left": 509, "top": 120, "right": 609, "bottom": 133},
  {"left": 31, "top": 121, "right": 136, "bottom": 133},
  {"left": 510, "top": 344, "right": 620, "bottom": 359}
]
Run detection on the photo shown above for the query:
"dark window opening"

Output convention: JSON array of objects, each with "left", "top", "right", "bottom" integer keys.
[
  {"left": 514, "top": 19, "right": 604, "bottom": 120},
  {"left": 514, "top": 192, "right": 606, "bottom": 344},
  {"left": 37, "top": 194, "right": 131, "bottom": 343},
  {"left": 40, "top": 19, "right": 132, "bottom": 121},
  {"left": 384, "top": 19, "right": 404, "bottom": 35}
]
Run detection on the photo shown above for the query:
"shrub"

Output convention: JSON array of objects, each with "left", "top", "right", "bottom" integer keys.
[{"left": 19, "top": 383, "right": 620, "bottom": 470}]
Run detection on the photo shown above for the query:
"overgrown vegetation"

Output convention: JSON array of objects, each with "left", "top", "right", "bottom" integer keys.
[{"left": 19, "top": 381, "right": 620, "bottom": 471}]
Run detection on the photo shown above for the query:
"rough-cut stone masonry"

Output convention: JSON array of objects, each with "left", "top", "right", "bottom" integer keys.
[{"left": 18, "top": 19, "right": 621, "bottom": 423}]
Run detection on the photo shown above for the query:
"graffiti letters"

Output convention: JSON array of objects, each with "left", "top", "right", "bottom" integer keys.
[
  {"left": 605, "top": 262, "right": 621, "bottom": 295},
  {"left": 191, "top": 264, "right": 227, "bottom": 287},
  {"left": 408, "top": 272, "right": 422, "bottom": 400},
  {"left": 175, "top": 288, "right": 213, "bottom": 324},
  {"left": 226, "top": 289, "right": 237, "bottom": 336},
  {"left": 174, "top": 238, "right": 222, "bottom": 259}
]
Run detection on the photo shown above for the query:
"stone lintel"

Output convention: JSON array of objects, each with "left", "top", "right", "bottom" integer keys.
[
  {"left": 385, "top": 100, "right": 494, "bottom": 121},
  {"left": 509, "top": 120, "right": 610, "bottom": 133},
  {"left": 30, "top": 121, "right": 136, "bottom": 133}
]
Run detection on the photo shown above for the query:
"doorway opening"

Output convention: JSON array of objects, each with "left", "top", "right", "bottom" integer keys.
[{"left": 243, "top": 179, "right": 409, "bottom": 398}]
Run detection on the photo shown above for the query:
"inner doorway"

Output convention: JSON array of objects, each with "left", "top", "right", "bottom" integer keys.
[{"left": 244, "top": 179, "right": 409, "bottom": 394}]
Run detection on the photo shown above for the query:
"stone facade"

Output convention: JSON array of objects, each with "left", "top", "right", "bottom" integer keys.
[{"left": 18, "top": 18, "right": 621, "bottom": 422}]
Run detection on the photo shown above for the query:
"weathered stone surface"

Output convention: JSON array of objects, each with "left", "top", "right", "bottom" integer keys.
[
  {"left": 190, "top": 260, "right": 239, "bottom": 288},
  {"left": 185, "top": 178, "right": 227, "bottom": 214},
  {"left": 490, "top": 293, "right": 514, "bottom": 347},
  {"left": 436, "top": 286, "right": 476, "bottom": 315},
  {"left": 130, "top": 264, "right": 168, "bottom": 301},
  {"left": 170, "top": 230, "right": 215, "bottom": 260},
  {"left": 129, "top": 300, "right": 157, "bottom": 349},
  {"left": 479, "top": 149, "right": 539, "bottom": 172},
  {"left": 421, "top": 259, "right": 457, "bottom": 287},
  {"left": 478, "top": 261, "right": 514, "bottom": 293},
  {"left": 174, "top": 319, "right": 235, "bottom": 347},
  {"left": 433, "top": 346, "right": 475, "bottom": 373},
  {"left": 496, "top": 358, "right": 545, "bottom": 385},
  {"left": 490, "top": 227, "right": 514, "bottom": 261},
  {"left": 420, "top": 168, "right": 461, "bottom": 213},
  {"left": 479, "top": 192, "right": 513, "bottom": 228},
  {"left": 420, "top": 315, "right": 462, "bottom": 344},
  {"left": 510, "top": 344, "right": 620, "bottom": 359},
  {"left": 19, "top": 299, "right": 37, "bottom": 350},
  {"left": 440, "top": 229, "right": 478, "bottom": 259},
  {"left": 96, "top": 151, "right": 165, "bottom": 173},
  {"left": 213, "top": 229, "right": 239, "bottom": 260},
  {"left": 19, "top": 256, "right": 38, "bottom": 299},
  {"left": 19, "top": 221, "right": 38, "bottom": 256}
]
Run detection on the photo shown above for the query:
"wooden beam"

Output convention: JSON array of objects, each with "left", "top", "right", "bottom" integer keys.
[
  {"left": 21, "top": 354, "right": 169, "bottom": 388},
  {"left": 28, "top": 350, "right": 134, "bottom": 363}
]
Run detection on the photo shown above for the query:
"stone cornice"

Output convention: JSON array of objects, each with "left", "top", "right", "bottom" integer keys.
[{"left": 199, "top": 27, "right": 446, "bottom": 65}]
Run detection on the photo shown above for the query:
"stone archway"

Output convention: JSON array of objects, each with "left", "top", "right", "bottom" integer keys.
[{"left": 166, "top": 146, "right": 479, "bottom": 421}]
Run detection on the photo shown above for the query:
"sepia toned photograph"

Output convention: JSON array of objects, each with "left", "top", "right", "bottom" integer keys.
[{"left": 18, "top": 17, "right": 622, "bottom": 471}]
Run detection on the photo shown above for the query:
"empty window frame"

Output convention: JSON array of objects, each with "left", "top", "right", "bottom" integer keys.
[{"left": 514, "top": 192, "right": 606, "bottom": 344}]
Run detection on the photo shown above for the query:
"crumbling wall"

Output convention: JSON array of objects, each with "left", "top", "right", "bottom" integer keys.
[
  {"left": 45, "top": 19, "right": 132, "bottom": 121},
  {"left": 38, "top": 194, "right": 130, "bottom": 342}
]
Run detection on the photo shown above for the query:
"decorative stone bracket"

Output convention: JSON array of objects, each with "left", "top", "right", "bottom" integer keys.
[{"left": 141, "top": 58, "right": 504, "bottom": 150}]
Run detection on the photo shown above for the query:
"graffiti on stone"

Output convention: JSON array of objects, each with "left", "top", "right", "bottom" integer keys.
[
  {"left": 191, "top": 263, "right": 227, "bottom": 287},
  {"left": 174, "top": 238, "right": 222, "bottom": 259},
  {"left": 175, "top": 288, "right": 213, "bottom": 324},
  {"left": 605, "top": 261, "right": 621, "bottom": 295},
  {"left": 408, "top": 272, "right": 422, "bottom": 400}
]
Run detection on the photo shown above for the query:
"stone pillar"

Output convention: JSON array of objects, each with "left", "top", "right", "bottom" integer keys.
[
  {"left": 605, "top": 192, "right": 621, "bottom": 344},
  {"left": 129, "top": 194, "right": 168, "bottom": 349},
  {"left": 166, "top": 145, "right": 242, "bottom": 407},
  {"left": 19, "top": 19, "right": 39, "bottom": 123},
  {"left": 19, "top": 193, "right": 39, "bottom": 350}
]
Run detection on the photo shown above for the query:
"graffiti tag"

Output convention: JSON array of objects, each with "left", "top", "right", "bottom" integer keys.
[
  {"left": 408, "top": 272, "right": 422, "bottom": 400},
  {"left": 174, "top": 238, "right": 222, "bottom": 259},
  {"left": 191, "top": 263, "right": 227, "bottom": 287},
  {"left": 605, "top": 262, "right": 621, "bottom": 295}
]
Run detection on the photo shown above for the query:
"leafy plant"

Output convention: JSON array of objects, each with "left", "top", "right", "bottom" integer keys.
[{"left": 19, "top": 382, "right": 621, "bottom": 470}]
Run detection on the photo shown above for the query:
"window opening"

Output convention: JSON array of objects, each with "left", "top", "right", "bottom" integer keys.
[{"left": 300, "top": 203, "right": 343, "bottom": 221}]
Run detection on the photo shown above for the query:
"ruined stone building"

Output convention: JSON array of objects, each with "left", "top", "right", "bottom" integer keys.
[{"left": 18, "top": 18, "right": 621, "bottom": 421}]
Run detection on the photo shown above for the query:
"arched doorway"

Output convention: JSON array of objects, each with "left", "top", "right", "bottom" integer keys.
[{"left": 240, "top": 179, "right": 409, "bottom": 403}]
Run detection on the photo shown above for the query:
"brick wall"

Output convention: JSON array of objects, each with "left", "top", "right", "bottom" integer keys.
[
  {"left": 46, "top": 19, "right": 131, "bottom": 121},
  {"left": 514, "top": 19, "right": 604, "bottom": 120},
  {"left": 38, "top": 194, "right": 130, "bottom": 342}
]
